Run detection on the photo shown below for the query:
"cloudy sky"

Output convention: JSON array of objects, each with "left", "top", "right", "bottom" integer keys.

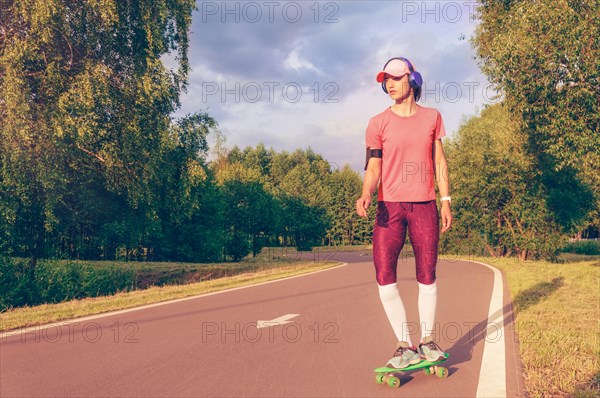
[{"left": 174, "top": 1, "right": 495, "bottom": 173}]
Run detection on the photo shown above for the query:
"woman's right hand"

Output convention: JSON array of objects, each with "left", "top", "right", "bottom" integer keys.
[{"left": 356, "top": 195, "right": 372, "bottom": 218}]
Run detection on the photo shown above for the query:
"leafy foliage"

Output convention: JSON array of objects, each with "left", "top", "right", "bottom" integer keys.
[
  {"left": 561, "top": 240, "right": 600, "bottom": 256},
  {"left": 0, "top": 0, "right": 196, "bottom": 262},
  {"left": 326, "top": 165, "right": 373, "bottom": 246},
  {"left": 0, "top": 256, "right": 136, "bottom": 311},
  {"left": 215, "top": 145, "right": 370, "bottom": 257},
  {"left": 443, "top": 104, "right": 566, "bottom": 260},
  {"left": 472, "top": 0, "right": 600, "bottom": 232}
]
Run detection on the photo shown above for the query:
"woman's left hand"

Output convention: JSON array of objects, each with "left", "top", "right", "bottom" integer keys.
[{"left": 441, "top": 203, "right": 453, "bottom": 233}]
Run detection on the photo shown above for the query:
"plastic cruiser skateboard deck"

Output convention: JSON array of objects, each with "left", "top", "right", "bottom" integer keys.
[{"left": 374, "top": 353, "right": 449, "bottom": 388}]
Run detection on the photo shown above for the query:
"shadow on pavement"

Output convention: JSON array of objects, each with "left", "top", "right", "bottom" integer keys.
[{"left": 447, "top": 275, "right": 564, "bottom": 372}]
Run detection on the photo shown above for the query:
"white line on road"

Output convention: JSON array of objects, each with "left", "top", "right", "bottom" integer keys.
[{"left": 471, "top": 260, "right": 507, "bottom": 398}]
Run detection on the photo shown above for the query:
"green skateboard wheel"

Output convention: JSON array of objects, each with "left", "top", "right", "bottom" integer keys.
[
  {"left": 436, "top": 367, "right": 448, "bottom": 378},
  {"left": 375, "top": 373, "right": 385, "bottom": 384},
  {"left": 387, "top": 375, "right": 401, "bottom": 388}
]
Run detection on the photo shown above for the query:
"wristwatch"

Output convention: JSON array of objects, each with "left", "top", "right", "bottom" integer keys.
[{"left": 440, "top": 196, "right": 452, "bottom": 204}]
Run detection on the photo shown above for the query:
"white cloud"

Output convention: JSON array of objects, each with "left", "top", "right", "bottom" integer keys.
[
  {"left": 284, "top": 48, "right": 323, "bottom": 75},
  {"left": 177, "top": 1, "right": 491, "bottom": 174}
]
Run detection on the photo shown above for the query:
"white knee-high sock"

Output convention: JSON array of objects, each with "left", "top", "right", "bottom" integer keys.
[
  {"left": 378, "top": 283, "right": 412, "bottom": 346},
  {"left": 418, "top": 281, "right": 437, "bottom": 340}
]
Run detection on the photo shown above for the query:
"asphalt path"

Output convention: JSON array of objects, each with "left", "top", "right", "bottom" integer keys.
[{"left": 0, "top": 251, "right": 523, "bottom": 397}]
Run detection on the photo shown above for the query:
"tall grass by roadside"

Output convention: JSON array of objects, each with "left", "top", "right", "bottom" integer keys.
[
  {"left": 0, "top": 257, "right": 136, "bottom": 311},
  {"left": 464, "top": 256, "right": 599, "bottom": 398},
  {"left": 0, "top": 259, "right": 341, "bottom": 332},
  {"left": 0, "top": 249, "right": 326, "bottom": 311}
]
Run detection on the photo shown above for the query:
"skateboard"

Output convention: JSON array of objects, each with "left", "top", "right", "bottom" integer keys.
[{"left": 374, "top": 353, "right": 449, "bottom": 388}]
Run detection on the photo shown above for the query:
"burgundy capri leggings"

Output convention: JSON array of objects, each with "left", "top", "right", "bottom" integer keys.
[{"left": 372, "top": 201, "right": 439, "bottom": 286}]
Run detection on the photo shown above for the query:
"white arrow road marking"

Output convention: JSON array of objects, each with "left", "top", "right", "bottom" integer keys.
[{"left": 256, "top": 314, "right": 300, "bottom": 329}]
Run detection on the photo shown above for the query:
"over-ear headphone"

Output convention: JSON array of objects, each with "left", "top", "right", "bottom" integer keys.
[{"left": 381, "top": 57, "right": 423, "bottom": 94}]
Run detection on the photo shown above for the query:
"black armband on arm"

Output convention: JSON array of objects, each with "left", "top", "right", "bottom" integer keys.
[{"left": 364, "top": 147, "right": 382, "bottom": 170}]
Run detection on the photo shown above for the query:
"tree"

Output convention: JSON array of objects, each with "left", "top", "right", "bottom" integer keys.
[
  {"left": 222, "top": 146, "right": 332, "bottom": 249},
  {"left": 325, "top": 165, "right": 371, "bottom": 246},
  {"left": 472, "top": 0, "right": 600, "bottom": 233},
  {"left": 279, "top": 195, "right": 328, "bottom": 251},
  {"left": 268, "top": 149, "right": 332, "bottom": 249},
  {"left": 149, "top": 113, "right": 224, "bottom": 262},
  {"left": 0, "top": 1, "right": 196, "bottom": 263},
  {"left": 216, "top": 163, "right": 279, "bottom": 261},
  {"left": 443, "top": 104, "right": 567, "bottom": 260}
]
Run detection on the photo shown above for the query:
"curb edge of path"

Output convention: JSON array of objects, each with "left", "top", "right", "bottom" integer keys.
[
  {"left": 0, "top": 261, "right": 349, "bottom": 340},
  {"left": 452, "top": 258, "right": 525, "bottom": 398}
]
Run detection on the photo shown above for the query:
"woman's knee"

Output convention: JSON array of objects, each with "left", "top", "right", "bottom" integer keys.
[{"left": 376, "top": 270, "right": 397, "bottom": 285}]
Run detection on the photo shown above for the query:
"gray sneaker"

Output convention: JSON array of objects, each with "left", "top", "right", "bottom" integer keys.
[
  {"left": 386, "top": 341, "right": 422, "bottom": 369},
  {"left": 418, "top": 335, "right": 446, "bottom": 362}
]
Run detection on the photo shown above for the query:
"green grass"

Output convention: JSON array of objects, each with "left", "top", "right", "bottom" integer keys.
[
  {"left": 453, "top": 256, "right": 600, "bottom": 398},
  {"left": 0, "top": 259, "right": 341, "bottom": 333}
]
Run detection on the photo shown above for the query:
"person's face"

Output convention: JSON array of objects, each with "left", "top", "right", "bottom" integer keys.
[{"left": 384, "top": 73, "right": 411, "bottom": 101}]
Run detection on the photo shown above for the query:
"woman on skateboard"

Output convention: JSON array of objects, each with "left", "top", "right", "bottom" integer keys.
[{"left": 356, "top": 57, "right": 453, "bottom": 369}]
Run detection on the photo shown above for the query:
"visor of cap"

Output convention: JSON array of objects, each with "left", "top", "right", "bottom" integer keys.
[{"left": 375, "top": 59, "right": 410, "bottom": 83}]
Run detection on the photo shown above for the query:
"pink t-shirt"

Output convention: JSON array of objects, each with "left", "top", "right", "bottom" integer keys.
[{"left": 365, "top": 105, "right": 446, "bottom": 202}]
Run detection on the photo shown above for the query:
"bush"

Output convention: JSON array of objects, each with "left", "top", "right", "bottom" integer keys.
[
  {"left": 81, "top": 262, "right": 135, "bottom": 296},
  {"left": 440, "top": 230, "right": 494, "bottom": 257},
  {"left": 0, "top": 258, "right": 136, "bottom": 311},
  {"left": 0, "top": 257, "right": 32, "bottom": 310},
  {"left": 225, "top": 231, "right": 251, "bottom": 262},
  {"left": 561, "top": 240, "right": 600, "bottom": 255}
]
